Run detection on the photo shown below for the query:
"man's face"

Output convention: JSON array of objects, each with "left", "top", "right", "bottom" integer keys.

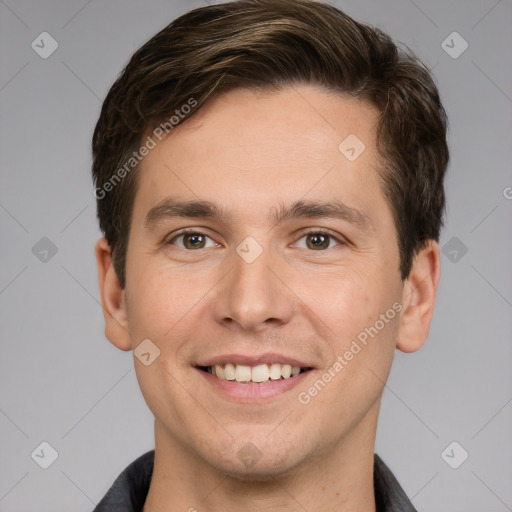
[{"left": 122, "top": 86, "right": 404, "bottom": 477}]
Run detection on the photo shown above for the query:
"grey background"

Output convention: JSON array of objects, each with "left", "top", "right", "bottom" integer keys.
[{"left": 0, "top": 0, "right": 511, "bottom": 510}]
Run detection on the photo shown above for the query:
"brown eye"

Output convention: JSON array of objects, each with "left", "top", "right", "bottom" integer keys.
[
  {"left": 294, "top": 231, "right": 343, "bottom": 251},
  {"left": 168, "top": 230, "right": 215, "bottom": 250},
  {"left": 182, "top": 233, "right": 206, "bottom": 249},
  {"left": 305, "top": 233, "right": 330, "bottom": 250}
]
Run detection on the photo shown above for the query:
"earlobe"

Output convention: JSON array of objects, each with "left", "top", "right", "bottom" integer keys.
[
  {"left": 396, "top": 240, "right": 441, "bottom": 353},
  {"left": 95, "top": 238, "right": 132, "bottom": 351}
]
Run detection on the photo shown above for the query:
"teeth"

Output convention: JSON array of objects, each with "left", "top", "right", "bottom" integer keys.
[
  {"left": 281, "top": 364, "right": 292, "bottom": 379},
  {"left": 235, "top": 365, "right": 252, "bottom": 382},
  {"left": 224, "top": 363, "right": 236, "bottom": 380},
  {"left": 215, "top": 365, "right": 225, "bottom": 379},
  {"left": 251, "top": 364, "right": 269, "bottom": 382},
  {"left": 269, "top": 363, "right": 282, "bottom": 380},
  {"left": 210, "top": 363, "right": 303, "bottom": 383}
]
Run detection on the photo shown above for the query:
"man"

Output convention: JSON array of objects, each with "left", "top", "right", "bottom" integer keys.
[{"left": 92, "top": 0, "right": 449, "bottom": 510}]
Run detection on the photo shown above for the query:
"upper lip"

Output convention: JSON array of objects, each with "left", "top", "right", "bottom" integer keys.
[{"left": 196, "top": 353, "right": 313, "bottom": 368}]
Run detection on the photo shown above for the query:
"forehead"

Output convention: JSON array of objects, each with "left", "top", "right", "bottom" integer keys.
[
  {"left": 160, "top": 86, "right": 379, "bottom": 167},
  {"left": 133, "top": 85, "right": 385, "bottom": 227}
]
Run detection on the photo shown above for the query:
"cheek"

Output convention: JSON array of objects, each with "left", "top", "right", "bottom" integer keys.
[
  {"left": 295, "top": 265, "right": 389, "bottom": 339},
  {"left": 295, "top": 264, "right": 400, "bottom": 394},
  {"left": 126, "top": 266, "right": 198, "bottom": 341},
  {"left": 302, "top": 281, "right": 399, "bottom": 422}
]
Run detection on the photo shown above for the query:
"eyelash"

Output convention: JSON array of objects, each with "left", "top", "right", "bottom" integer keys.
[{"left": 165, "top": 228, "right": 346, "bottom": 251}]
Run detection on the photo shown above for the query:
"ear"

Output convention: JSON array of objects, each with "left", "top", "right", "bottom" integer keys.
[
  {"left": 95, "top": 237, "right": 132, "bottom": 351},
  {"left": 396, "top": 240, "right": 441, "bottom": 353}
]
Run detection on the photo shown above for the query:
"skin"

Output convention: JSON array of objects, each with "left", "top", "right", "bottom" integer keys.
[{"left": 95, "top": 85, "right": 440, "bottom": 512}]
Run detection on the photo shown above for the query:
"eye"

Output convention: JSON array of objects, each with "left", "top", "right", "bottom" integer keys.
[
  {"left": 167, "top": 229, "right": 217, "bottom": 250},
  {"left": 294, "top": 230, "right": 344, "bottom": 251}
]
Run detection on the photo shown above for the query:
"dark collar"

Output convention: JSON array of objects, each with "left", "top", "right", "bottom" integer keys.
[{"left": 94, "top": 451, "right": 417, "bottom": 512}]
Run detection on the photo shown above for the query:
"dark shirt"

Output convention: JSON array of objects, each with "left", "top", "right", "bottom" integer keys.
[{"left": 93, "top": 450, "right": 418, "bottom": 511}]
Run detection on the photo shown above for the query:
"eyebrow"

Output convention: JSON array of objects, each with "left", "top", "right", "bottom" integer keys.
[{"left": 144, "top": 196, "right": 373, "bottom": 231}]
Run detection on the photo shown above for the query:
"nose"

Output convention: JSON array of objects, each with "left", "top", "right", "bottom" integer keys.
[{"left": 212, "top": 242, "right": 294, "bottom": 333}]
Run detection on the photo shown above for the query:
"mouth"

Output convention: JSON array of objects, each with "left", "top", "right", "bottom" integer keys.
[
  {"left": 196, "top": 363, "right": 313, "bottom": 384},
  {"left": 194, "top": 358, "right": 314, "bottom": 401}
]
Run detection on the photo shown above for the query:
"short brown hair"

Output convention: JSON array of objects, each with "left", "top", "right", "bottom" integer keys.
[{"left": 92, "top": 0, "right": 449, "bottom": 288}]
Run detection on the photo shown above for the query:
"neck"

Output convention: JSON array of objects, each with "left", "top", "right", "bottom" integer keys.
[{"left": 143, "top": 406, "right": 379, "bottom": 512}]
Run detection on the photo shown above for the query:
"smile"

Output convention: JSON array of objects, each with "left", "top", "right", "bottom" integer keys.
[
  {"left": 198, "top": 363, "right": 311, "bottom": 383},
  {"left": 195, "top": 356, "right": 314, "bottom": 401}
]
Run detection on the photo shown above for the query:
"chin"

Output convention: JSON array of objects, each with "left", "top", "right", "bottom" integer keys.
[
  {"left": 203, "top": 437, "right": 309, "bottom": 482},
  {"left": 219, "top": 457, "right": 301, "bottom": 483}
]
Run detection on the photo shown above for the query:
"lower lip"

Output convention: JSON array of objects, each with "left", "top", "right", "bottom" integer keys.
[{"left": 196, "top": 367, "right": 312, "bottom": 402}]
